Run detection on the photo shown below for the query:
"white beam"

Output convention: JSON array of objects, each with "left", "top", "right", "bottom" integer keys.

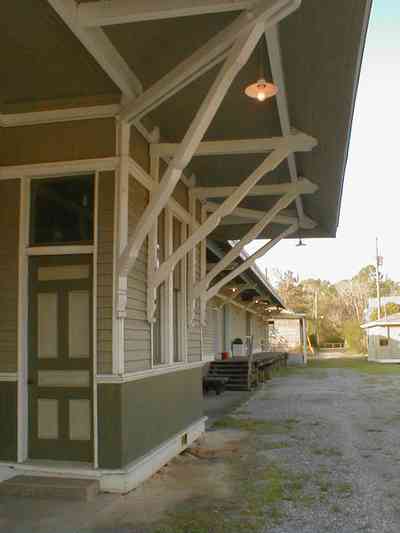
[
  {"left": 217, "top": 283, "right": 257, "bottom": 309},
  {"left": 207, "top": 223, "right": 297, "bottom": 299},
  {"left": 192, "top": 175, "right": 317, "bottom": 200},
  {"left": 151, "top": 134, "right": 313, "bottom": 158},
  {"left": 47, "top": 0, "right": 142, "bottom": 99},
  {"left": 150, "top": 140, "right": 297, "bottom": 289},
  {"left": 119, "top": 0, "right": 301, "bottom": 122},
  {"left": 265, "top": 25, "right": 303, "bottom": 218},
  {"left": 118, "top": 23, "right": 266, "bottom": 277},
  {"left": 194, "top": 184, "right": 311, "bottom": 298},
  {"left": 79, "top": 0, "right": 253, "bottom": 27},
  {"left": 206, "top": 203, "right": 317, "bottom": 228}
]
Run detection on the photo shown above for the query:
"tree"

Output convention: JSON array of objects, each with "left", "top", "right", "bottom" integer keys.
[
  {"left": 272, "top": 264, "right": 400, "bottom": 353},
  {"left": 370, "top": 303, "right": 400, "bottom": 321}
]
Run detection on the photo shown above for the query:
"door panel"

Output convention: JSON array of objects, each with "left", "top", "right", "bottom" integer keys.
[{"left": 28, "top": 255, "right": 93, "bottom": 462}]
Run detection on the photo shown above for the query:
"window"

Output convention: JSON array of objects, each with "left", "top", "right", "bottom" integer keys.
[
  {"left": 151, "top": 210, "right": 187, "bottom": 366},
  {"left": 152, "top": 212, "right": 165, "bottom": 366},
  {"left": 172, "top": 217, "right": 185, "bottom": 362},
  {"left": 379, "top": 337, "right": 389, "bottom": 346},
  {"left": 30, "top": 175, "right": 94, "bottom": 246}
]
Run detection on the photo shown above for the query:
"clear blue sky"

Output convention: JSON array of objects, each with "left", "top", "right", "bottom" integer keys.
[{"left": 248, "top": 0, "right": 400, "bottom": 285}]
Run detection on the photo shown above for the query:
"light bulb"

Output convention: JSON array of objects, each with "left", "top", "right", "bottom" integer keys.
[{"left": 257, "top": 91, "right": 267, "bottom": 102}]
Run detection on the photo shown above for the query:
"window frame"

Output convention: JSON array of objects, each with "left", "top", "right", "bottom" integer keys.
[
  {"left": 151, "top": 208, "right": 188, "bottom": 366},
  {"left": 29, "top": 175, "right": 95, "bottom": 247}
]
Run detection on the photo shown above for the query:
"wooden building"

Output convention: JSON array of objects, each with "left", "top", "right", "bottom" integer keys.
[
  {"left": 0, "top": 0, "right": 371, "bottom": 492},
  {"left": 362, "top": 314, "right": 400, "bottom": 363}
]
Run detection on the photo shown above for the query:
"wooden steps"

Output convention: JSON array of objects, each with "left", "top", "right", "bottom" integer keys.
[
  {"left": 208, "top": 352, "right": 288, "bottom": 391},
  {"left": 208, "top": 360, "right": 251, "bottom": 391}
]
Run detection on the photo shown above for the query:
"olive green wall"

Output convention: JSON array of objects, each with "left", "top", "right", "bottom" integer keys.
[
  {"left": 98, "top": 367, "right": 203, "bottom": 469},
  {"left": 97, "top": 171, "right": 115, "bottom": 375},
  {"left": 0, "top": 118, "right": 115, "bottom": 166},
  {"left": 0, "top": 383, "right": 18, "bottom": 461},
  {"left": 0, "top": 180, "right": 20, "bottom": 372}
]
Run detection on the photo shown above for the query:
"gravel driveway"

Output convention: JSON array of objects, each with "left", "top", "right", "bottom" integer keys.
[{"left": 250, "top": 361, "right": 400, "bottom": 533}]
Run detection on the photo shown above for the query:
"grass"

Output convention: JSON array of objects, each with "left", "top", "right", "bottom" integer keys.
[
  {"left": 151, "top": 439, "right": 316, "bottom": 533},
  {"left": 335, "top": 483, "right": 353, "bottom": 496},
  {"left": 151, "top": 462, "right": 306, "bottom": 533},
  {"left": 272, "top": 366, "right": 326, "bottom": 379},
  {"left": 263, "top": 441, "right": 290, "bottom": 450},
  {"left": 308, "top": 357, "right": 400, "bottom": 375},
  {"left": 213, "top": 416, "right": 299, "bottom": 434},
  {"left": 312, "top": 447, "right": 343, "bottom": 458}
]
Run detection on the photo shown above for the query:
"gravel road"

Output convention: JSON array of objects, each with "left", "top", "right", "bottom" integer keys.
[{"left": 249, "top": 365, "right": 400, "bottom": 533}]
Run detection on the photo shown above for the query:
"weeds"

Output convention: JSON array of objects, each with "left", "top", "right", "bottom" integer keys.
[
  {"left": 213, "top": 416, "right": 298, "bottom": 434},
  {"left": 312, "top": 447, "right": 342, "bottom": 457}
]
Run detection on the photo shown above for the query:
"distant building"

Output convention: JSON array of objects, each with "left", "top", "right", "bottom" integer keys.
[{"left": 361, "top": 314, "right": 400, "bottom": 363}]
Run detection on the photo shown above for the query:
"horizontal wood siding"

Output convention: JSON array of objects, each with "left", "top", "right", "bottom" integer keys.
[
  {"left": 252, "top": 316, "right": 266, "bottom": 353},
  {"left": 230, "top": 305, "right": 247, "bottom": 344},
  {"left": 159, "top": 158, "right": 189, "bottom": 210},
  {"left": 203, "top": 299, "right": 220, "bottom": 359},
  {"left": 97, "top": 172, "right": 115, "bottom": 374},
  {"left": 130, "top": 126, "right": 150, "bottom": 173},
  {"left": 125, "top": 176, "right": 151, "bottom": 373},
  {"left": 0, "top": 180, "right": 20, "bottom": 372},
  {"left": 188, "top": 244, "right": 202, "bottom": 362},
  {"left": 0, "top": 118, "right": 115, "bottom": 166}
]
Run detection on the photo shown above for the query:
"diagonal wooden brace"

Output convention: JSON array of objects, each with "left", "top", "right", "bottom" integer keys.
[
  {"left": 118, "top": 23, "right": 266, "bottom": 278},
  {"left": 151, "top": 138, "right": 314, "bottom": 291},
  {"left": 193, "top": 178, "right": 317, "bottom": 299},
  {"left": 207, "top": 223, "right": 298, "bottom": 300},
  {"left": 119, "top": 0, "right": 302, "bottom": 122}
]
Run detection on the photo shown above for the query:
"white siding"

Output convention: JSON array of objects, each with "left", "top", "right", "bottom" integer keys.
[
  {"left": 252, "top": 316, "right": 266, "bottom": 353},
  {"left": 187, "top": 244, "right": 202, "bottom": 362},
  {"left": 124, "top": 176, "right": 152, "bottom": 373},
  {"left": 203, "top": 299, "right": 224, "bottom": 359},
  {"left": 229, "top": 306, "right": 247, "bottom": 346},
  {"left": 368, "top": 325, "right": 400, "bottom": 361}
]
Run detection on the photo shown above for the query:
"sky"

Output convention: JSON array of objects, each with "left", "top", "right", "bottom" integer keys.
[{"left": 247, "top": 0, "right": 400, "bottom": 286}]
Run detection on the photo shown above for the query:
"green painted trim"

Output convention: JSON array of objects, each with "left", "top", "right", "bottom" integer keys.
[
  {"left": 97, "top": 384, "right": 123, "bottom": 469},
  {"left": 0, "top": 383, "right": 18, "bottom": 461},
  {"left": 98, "top": 367, "right": 203, "bottom": 469}
]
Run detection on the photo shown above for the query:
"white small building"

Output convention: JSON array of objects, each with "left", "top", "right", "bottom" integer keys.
[{"left": 361, "top": 314, "right": 400, "bottom": 363}]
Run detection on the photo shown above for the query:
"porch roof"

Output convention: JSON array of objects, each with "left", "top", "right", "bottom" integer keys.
[
  {"left": 207, "top": 239, "right": 284, "bottom": 308},
  {"left": 0, "top": 1, "right": 371, "bottom": 241},
  {"left": 361, "top": 314, "right": 400, "bottom": 330}
]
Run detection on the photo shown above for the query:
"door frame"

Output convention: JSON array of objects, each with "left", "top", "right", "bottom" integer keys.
[{"left": 17, "top": 173, "right": 99, "bottom": 466}]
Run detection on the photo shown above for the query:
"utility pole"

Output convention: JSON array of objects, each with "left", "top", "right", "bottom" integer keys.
[
  {"left": 375, "top": 237, "right": 382, "bottom": 320},
  {"left": 314, "top": 289, "right": 319, "bottom": 347}
]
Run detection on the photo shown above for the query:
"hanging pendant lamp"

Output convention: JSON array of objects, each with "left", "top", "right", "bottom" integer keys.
[
  {"left": 245, "top": 41, "right": 277, "bottom": 102},
  {"left": 245, "top": 78, "right": 278, "bottom": 102}
]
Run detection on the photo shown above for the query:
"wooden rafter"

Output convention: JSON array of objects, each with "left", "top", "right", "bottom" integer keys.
[
  {"left": 119, "top": 0, "right": 301, "bottom": 122},
  {"left": 118, "top": 21, "right": 268, "bottom": 277},
  {"left": 47, "top": 0, "right": 142, "bottom": 98},
  {"left": 192, "top": 179, "right": 317, "bottom": 299},
  {"left": 147, "top": 138, "right": 307, "bottom": 292},
  {"left": 207, "top": 222, "right": 297, "bottom": 300},
  {"left": 151, "top": 134, "right": 311, "bottom": 158},
  {"left": 206, "top": 203, "right": 317, "bottom": 228},
  {"left": 78, "top": 0, "right": 253, "bottom": 27}
]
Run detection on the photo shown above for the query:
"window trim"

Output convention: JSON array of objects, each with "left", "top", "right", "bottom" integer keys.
[
  {"left": 29, "top": 174, "right": 95, "bottom": 247},
  {"left": 152, "top": 208, "right": 188, "bottom": 366}
]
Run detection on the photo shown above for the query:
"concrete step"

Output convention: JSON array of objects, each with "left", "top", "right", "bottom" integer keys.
[{"left": 0, "top": 475, "right": 99, "bottom": 501}]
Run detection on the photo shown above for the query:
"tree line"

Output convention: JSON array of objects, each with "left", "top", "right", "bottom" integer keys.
[{"left": 273, "top": 265, "right": 400, "bottom": 352}]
